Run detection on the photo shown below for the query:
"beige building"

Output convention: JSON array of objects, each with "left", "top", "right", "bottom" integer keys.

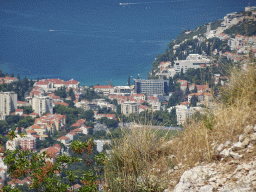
[
  {"left": 175, "top": 105, "right": 203, "bottom": 125},
  {"left": 28, "top": 95, "right": 53, "bottom": 116},
  {"left": 0, "top": 92, "right": 17, "bottom": 120},
  {"left": 121, "top": 101, "right": 139, "bottom": 116}
]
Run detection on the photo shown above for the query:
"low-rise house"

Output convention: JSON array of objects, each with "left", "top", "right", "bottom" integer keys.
[
  {"left": 66, "top": 131, "right": 77, "bottom": 141},
  {"left": 94, "top": 112, "right": 116, "bottom": 120},
  {"left": 0, "top": 77, "right": 18, "bottom": 84},
  {"left": 93, "top": 85, "right": 114, "bottom": 96},
  {"left": 196, "top": 85, "right": 211, "bottom": 94},
  {"left": 30, "top": 124, "right": 48, "bottom": 140},
  {"left": 80, "top": 125, "right": 92, "bottom": 135},
  {"left": 40, "top": 144, "right": 61, "bottom": 163},
  {"left": 113, "top": 86, "right": 131, "bottom": 96},
  {"left": 94, "top": 140, "right": 111, "bottom": 152},
  {"left": 57, "top": 136, "right": 70, "bottom": 145},
  {"left": 71, "top": 119, "right": 86, "bottom": 128},
  {"left": 139, "top": 105, "right": 149, "bottom": 113},
  {"left": 17, "top": 101, "right": 31, "bottom": 107},
  {"left": 29, "top": 112, "right": 39, "bottom": 118},
  {"left": 15, "top": 109, "right": 23, "bottom": 116},
  {"left": 53, "top": 101, "right": 69, "bottom": 107}
]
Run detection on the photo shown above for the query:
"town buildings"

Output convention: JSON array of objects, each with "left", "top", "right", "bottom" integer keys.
[
  {"left": 34, "top": 78, "right": 80, "bottom": 92},
  {"left": 0, "top": 92, "right": 17, "bottom": 120}
]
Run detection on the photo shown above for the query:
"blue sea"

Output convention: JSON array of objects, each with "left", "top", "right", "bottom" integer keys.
[{"left": 0, "top": 0, "right": 252, "bottom": 86}]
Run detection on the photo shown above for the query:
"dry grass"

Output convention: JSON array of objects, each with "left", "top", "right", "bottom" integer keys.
[
  {"left": 104, "top": 127, "right": 173, "bottom": 192},
  {"left": 104, "top": 64, "right": 256, "bottom": 191},
  {"left": 165, "top": 64, "right": 256, "bottom": 188}
]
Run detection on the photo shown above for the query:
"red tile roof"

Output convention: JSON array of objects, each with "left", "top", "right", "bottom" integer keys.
[
  {"left": 58, "top": 136, "right": 69, "bottom": 140},
  {"left": 54, "top": 102, "right": 68, "bottom": 107}
]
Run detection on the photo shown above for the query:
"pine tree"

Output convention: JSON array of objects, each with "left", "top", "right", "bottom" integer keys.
[
  {"left": 185, "top": 83, "right": 190, "bottom": 95},
  {"left": 128, "top": 76, "right": 131, "bottom": 86}
]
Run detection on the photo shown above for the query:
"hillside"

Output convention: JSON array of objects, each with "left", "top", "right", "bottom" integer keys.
[
  {"left": 105, "top": 61, "right": 256, "bottom": 192},
  {"left": 149, "top": 9, "right": 256, "bottom": 79}
]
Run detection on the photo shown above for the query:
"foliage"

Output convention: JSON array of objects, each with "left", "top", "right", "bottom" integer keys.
[
  {"left": 190, "top": 95, "right": 198, "bottom": 107},
  {"left": 97, "top": 107, "right": 114, "bottom": 114},
  {"left": 17, "top": 116, "right": 35, "bottom": 129},
  {"left": 0, "top": 76, "right": 34, "bottom": 101},
  {"left": 168, "top": 90, "right": 183, "bottom": 107},
  {"left": 211, "top": 19, "right": 223, "bottom": 30},
  {"left": 1, "top": 134, "right": 106, "bottom": 192},
  {"left": 80, "top": 89, "right": 101, "bottom": 101},
  {"left": 54, "top": 87, "right": 67, "bottom": 98},
  {"left": 0, "top": 120, "right": 9, "bottom": 135},
  {"left": 81, "top": 110, "right": 95, "bottom": 122},
  {"left": 98, "top": 117, "right": 118, "bottom": 128},
  {"left": 122, "top": 109, "right": 178, "bottom": 127},
  {"left": 224, "top": 19, "right": 256, "bottom": 36},
  {"left": 68, "top": 88, "right": 76, "bottom": 101},
  {"left": 17, "top": 106, "right": 33, "bottom": 114},
  {"left": 53, "top": 104, "right": 80, "bottom": 127},
  {"left": 164, "top": 64, "right": 256, "bottom": 190}
]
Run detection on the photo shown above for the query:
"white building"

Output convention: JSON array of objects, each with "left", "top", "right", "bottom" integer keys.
[
  {"left": 174, "top": 54, "right": 210, "bottom": 74},
  {"left": 94, "top": 140, "right": 111, "bottom": 152},
  {"left": 245, "top": 6, "right": 256, "bottom": 12},
  {"left": 93, "top": 85, "right": 114, "bottom": 97},
  {"left": 0, "top": 92, "right": 17, "bottom": 120},
  {"left": 28, "top": 95, "right": 53, "bottom": 116},
  {"left": 121, "top": 101, "right": 139, "bottom": 116},
  {"left": 175, "top": 105, "right": 203, "bottom": 125},
  {"left": 114, "top": 86, "right": 131, "bottom": 96}
]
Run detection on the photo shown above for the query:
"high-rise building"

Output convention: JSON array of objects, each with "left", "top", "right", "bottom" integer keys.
[
  {"left": 134, "top": 79, "right": 168, "bottom": 96},
  {"left": 0, "top": 92, "right": 17, "bottom": 120},
  {"left": 29, "top": 95, "right": 53, "bottom": 116}
]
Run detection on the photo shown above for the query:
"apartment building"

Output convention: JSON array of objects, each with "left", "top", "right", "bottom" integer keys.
[
  {"left": 134, "top": 79, "right": 169, "bottom": 96},
  {"left": 35, "top": 113, "right": 66, "bottom": 132},
  {"left": 28, "top": 95, "right": 53, "bottom": 116},
  {"left": 0, "top": 92, "right": 17, "bottom": 120},
  {"left": 121, "top": 101, "right": 139, "bottom": 116},
  {"left": 176, "top": 105, "right": 203, "bottom": 125},
  {"left": 19, "top": 136, "right": 37, "bottom": 150}
]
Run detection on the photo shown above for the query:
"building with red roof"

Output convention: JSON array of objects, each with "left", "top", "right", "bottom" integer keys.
[
  {"left": 15, "top": 109, "right": 23, "bottom": 116},
  {"left": 0, "top": 77, "right": 18, "bottom": 84},
  {"left": 94, "top": 85, "right": 114, "bottom": 96},
  {"left": 34, "top": 78, "right": 80, "bottom": 92},
  {"left": 40, "top": 144, "right": 61, "bottom": 163},
  {"left": 57, "top": 136, "right": 70, "bottom": 145}
]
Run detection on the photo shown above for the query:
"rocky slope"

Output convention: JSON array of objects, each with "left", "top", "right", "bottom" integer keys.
[{"left": 164, "top": 124, "right": 256, "bottom": 192}]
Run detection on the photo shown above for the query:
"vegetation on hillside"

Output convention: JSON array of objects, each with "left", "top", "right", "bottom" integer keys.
[
  {"left": 224, "top": 19, "right": 256, "bottom": 36},
  {"left": 104, "top": 63, "right": 256, "bottom": 191}
]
